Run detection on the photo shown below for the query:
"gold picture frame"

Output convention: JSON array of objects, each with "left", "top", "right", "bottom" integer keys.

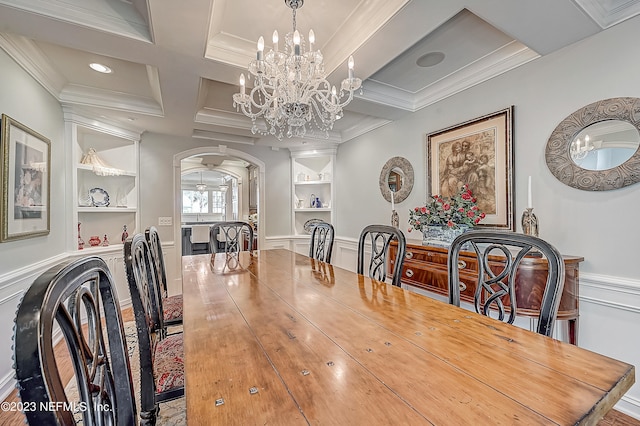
[
  {"left": 1, "top": 114, "right": 51, "bottom": 242},
  {"left": 426, "top": 107, "right": 514, "bottom": 230}
]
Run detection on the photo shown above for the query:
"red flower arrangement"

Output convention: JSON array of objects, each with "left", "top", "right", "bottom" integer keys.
[{"left": 408, "top": 184, "right": 485, "bottom": 232}]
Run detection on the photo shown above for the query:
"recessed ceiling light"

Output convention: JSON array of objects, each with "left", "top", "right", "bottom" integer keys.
[
  {"left": 416, "top": 52, "right": 445, "bottom": 68},
  {"left": 89, "top": 63, "right": 112, "bottom": 73}
]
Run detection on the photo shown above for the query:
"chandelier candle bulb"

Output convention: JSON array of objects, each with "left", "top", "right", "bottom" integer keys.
[
  {"left": 293, "top": 30, "right": 301, "bottom": 56},
  {"left": 348, "top": 55, "right": 355, "bottom": 79},
  {"left": 272, "top": 30, "right": 279, "bottom": 52},
  {"left": 308, "top": 29, "right": 315, "bottom": 51},
  {"left": 257, "top": 36, "right": 264, "bottom": 61},
  {"left": 240, "top": 74, "right": 245, "bottom": 95}
]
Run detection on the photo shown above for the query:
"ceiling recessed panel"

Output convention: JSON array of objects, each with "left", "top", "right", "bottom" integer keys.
[
  {"left": 34, "top": 40, "right": 154, "bottom": 98},
  {"left": 368, "top": 9, "right": 515, "bottom": 94},
  {"left": 218, "top": 0, "right": 361, "bottom": 49}
]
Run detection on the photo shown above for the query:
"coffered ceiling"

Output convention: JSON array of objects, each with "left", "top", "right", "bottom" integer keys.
[{"left": 0, "top": 0, "right": 638, "bottom": 148}]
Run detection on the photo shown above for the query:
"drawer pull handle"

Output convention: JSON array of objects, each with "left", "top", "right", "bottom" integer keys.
[
  {"left": 405, "top": 269, "right": 414, "bottom": 278},
  {"left": 458, "top": 282, "right": 467, "bottom": 292},
  {"left": 405, "top": 251, "right": 413, "bottom": 259},
  {"left": 457, "top": 260, "right": 467, "bottom": 269}
]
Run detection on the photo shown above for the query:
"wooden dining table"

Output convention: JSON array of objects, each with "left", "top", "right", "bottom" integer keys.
[{"left": 181, "top": 249, "right": 635, "bottom": 425}]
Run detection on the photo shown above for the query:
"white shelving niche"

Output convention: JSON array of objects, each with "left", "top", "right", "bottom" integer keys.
[
  {"left": 69, "top": 117, "right": 141, "bottom": 254},
  {"left": 291, "top": 148, "right": 336, "bottom": 243}
]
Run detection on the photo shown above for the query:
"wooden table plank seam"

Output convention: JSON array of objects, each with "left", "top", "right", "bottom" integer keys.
[
  {"left": 244, "top": 251, "right": 582, "bottom": 424},
  {"left": 182, "top": 251, "right": 634, "bottom": 425}
]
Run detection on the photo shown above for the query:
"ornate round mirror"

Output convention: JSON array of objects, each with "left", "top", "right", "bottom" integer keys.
[
  {"left": 545, "top": 97, "right": 640, "bottom": 191},
  {"left": 379, "top": 157, "right": 414, "bottom": 203}
]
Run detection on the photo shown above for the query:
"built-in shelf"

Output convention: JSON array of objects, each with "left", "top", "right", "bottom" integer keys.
[
  {"left": 69, "top": 117, "right": 141, "bottom": 253},
  {"left": 294, "top": 180, "right": 332, "bottom": 185},
  {"left": 291, "top": 149, "right": 336, "bottom": 237},
  {"left": 295, "top": 208, "right": 332, "bottom": 212},
  {"left": 76, "top": 163, "right": 136, "bottom": 176},
  {"left": 77, "top": 207, "right": 137, "bottom": 213}
]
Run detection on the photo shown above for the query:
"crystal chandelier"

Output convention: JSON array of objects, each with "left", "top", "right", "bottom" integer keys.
[
  {"left": 232, "top": 0, "right": 362, "bottom": 140},
  {"left": 570, "top": 134, "right": 594, "bottom": 161}
]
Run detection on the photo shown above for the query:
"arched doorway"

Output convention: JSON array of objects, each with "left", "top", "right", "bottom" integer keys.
[{"left": 173, "top": 146, "right": 265, "bottom": 259}]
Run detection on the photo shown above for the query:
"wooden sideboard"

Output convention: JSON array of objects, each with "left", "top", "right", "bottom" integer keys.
[{"left": 389, "top": 242, "right": 584, "bottom": 344}]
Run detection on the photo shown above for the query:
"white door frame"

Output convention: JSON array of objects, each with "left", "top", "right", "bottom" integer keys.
[{"left": 173, "top": 146, "right": 266, "bottom": 263}]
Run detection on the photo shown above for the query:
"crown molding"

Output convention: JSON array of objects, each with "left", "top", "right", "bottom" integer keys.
[
  {"left": 573, "top": 0, "right": 640, "bottom": 29},
  {"left": 192, "top": 129, "right": 257, "bottom": 145},
  {"left": 340, "top": 116, "right": 392, "bottom": 142},
  {"left": 62, "top": 106, "right": 143, "bottom": 141},
  {"left": 205, "top": 32, "right": 254, "bottom": 68},
  {"left": 195, "top": 107, "right": 259, "bottom": 131},
  {"left": 360, "top": 40, "right": 539, "bottom": 113},
  {"left": 412, "top": 41, "right": 539, "bottom": 110},
  {"left": 60, "top": 84, "right": 164, "bottom": 117},
  {"left": 321, "top": 0, "right": 411, "bottom": 75},
  {"left": 0, "top": 0, "right": 151, "bottom": 42},
  {"left": 0, "top": 33, "right": 66, "bottom": 98}
]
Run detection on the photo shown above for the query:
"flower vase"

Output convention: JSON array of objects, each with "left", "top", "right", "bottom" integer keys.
[{"left": 422, "top": 225, "right": 470, "bottom": 248}]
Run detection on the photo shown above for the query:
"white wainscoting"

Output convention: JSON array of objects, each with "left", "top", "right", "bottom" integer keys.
[{"left": 0, "top": 253, "right": 68, "bottom": 401}]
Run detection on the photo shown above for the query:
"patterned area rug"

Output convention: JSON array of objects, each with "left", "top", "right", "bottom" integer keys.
[{"left": 65, "top": 321, "right": 186, "bottom": 425}]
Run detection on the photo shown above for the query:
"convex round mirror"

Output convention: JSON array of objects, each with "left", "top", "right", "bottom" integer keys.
[
  {"left": 379, "top": 157, "right": 414, "bottom": 203},
  {"left": 546, "top": 97, "right": 640, "bottom": 191}
]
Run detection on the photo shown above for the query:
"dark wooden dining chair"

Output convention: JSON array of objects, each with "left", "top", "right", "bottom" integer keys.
[
  {"left": 13, "top": 256, "right": 137, "bottom": 425},
  {"left": 447, "top": 230, "right": 565, "bottom": 337},
  {"left": 145, "top": 226, "right": 183, "bottom": 330},
  {"left": 309, "top": 221, "right": 334, "bottom": 263},
  {"left": 357, "top": 224, "right": 406, "bottom": 287},
  {"left": 210, "top": 221, "right": 254, "bottom": 254},
  {"left": 124, "top": 234, "right": 184, "bottom": 425}
]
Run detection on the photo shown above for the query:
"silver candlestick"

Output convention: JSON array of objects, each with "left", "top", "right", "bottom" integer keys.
[
  {"left": 391, "top": 209, "right": 399, "bottom": 228},
  {"left": 521, "top": 207, "right": 539, "bottom": 237}
]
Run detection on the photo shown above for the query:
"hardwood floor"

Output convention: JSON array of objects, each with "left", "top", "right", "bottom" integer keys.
[{"left": 0, "top": 305, "right": 637, "bottom": 425}]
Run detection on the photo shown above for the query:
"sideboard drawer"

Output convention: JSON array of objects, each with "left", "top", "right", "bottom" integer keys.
[
  {"left": 401, "top": 246, "right": 478, "bottom": 272},
  {"left": 401, "top": 260, "right": 477, "bottom": 301}
]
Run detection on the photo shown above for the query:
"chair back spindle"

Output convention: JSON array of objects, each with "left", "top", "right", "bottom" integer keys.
[
  {"left": 357, "top": 224, "right": 406, "bottom": 287},
  {"left": 210, "top": 221, "right": 254, "bottom": 254},
  {"left": 309, "top": 222, "right": 335, "bottom": 263},
  {"left": 447, "top": 230, "right": 565, "bottom": 337}
]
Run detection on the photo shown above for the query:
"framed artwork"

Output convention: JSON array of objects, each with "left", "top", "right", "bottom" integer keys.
[
  {"left": 1, "top": 114, "right": 51, "bottom": 242},
  {"left": 426, "top": 107, "right": 514, "bottom": 230}
]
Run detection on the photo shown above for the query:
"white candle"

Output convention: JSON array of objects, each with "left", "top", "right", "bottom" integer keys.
[
  {"left": 348, "top": 55, "right": 355, "bottom": 79},
  {"left": 293, "top": 30, "right": 300, "bottom": 56},
  {"left": 239, "top": 73, "right": 245, "bottom": 95},
  {"left": 308, "top": 29, "right": 315, "bottom": 51},
  {"left": 257, "top": 36, "right": 264, "bottom": 61},
  {"left": 527, "top": 176, "right": 532, "bottom": 208},
  {"left": 391, "top": 191, "right": 395, "bottom": 211}
]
